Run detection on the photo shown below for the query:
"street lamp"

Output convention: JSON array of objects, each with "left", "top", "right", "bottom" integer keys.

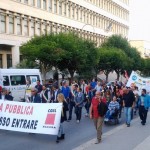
[{"left": 81, "top": 23, "right": 95, "bottom": 33}]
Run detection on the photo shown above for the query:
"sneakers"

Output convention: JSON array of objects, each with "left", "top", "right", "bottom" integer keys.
[
  {"left": 127, "top": 124, "right": 130, "bottom": 127},
  {"left": 56, "top": 136, "right": 61, "bottom": 143},
  {"left": 95, "top": 139, "right": 101, "bottom": 144},
  {"left": 104, "top": 118, "right": 109, "bottom": 122},
  {"left": 76, "top": 120, "right": 80, "bottom": 123},
  {"left": 56, "top": 134, "right": 65, "bottom": 143},
  {"left": 85, "top": 113, "right": 89, "bottom": 117}
]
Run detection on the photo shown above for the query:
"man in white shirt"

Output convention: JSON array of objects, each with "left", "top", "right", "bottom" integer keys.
[{"left": 94, "top": 81, "right": 102, "bottom": 92}]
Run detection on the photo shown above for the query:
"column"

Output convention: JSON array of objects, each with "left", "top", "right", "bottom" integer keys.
[
  {"left": 62, "top": 1, "right": 65, "bottom": 16},
  {"left": 41, "top": 0, "right": 43, "bottom": 9},
  {"left": 11, "top": 46, "right": 20, "bottom": 67},
  {"left": 57, "top": 0, "right": 59, "bottom": 14},
  {"left": 46, "top": 0, "right": 49, "bottom": 11},
  {"left": 34, "top": 0, "right": 37, "bottom": 7},
  {"left": 51, "top": 0, "right": 54, "bottom": 13},
  {"left": 2, "top": 54, "right": 7, "bottom": 68}
]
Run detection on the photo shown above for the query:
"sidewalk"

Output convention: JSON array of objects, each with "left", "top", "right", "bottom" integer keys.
[{"left": 74, "top": 113, "right": 150, "bottom": 150}]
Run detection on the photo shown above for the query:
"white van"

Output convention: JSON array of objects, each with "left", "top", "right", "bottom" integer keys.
[{"left": 0, "top": 69, "right": 42, "bottom": 101}]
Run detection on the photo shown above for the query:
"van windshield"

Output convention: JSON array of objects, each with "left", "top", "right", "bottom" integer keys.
[{"left": 10, "top": 75, "right": 26, "bottom": 85}]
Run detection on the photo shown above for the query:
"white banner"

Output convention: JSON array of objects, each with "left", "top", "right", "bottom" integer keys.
[
  {"left": 126, "top": 71, "right": 150, "bottom": 94},
  {"left": 0, "top": 101, "right": 62, "bottom": 135}
]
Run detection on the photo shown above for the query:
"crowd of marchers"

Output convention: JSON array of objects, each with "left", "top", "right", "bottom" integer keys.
[{"left": 0, "top": 78, "right": 150, "bottom": 144}]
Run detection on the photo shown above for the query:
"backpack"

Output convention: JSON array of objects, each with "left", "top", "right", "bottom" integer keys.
[{"left": 97, "top": 101, "right": 108, "bottom": 117}]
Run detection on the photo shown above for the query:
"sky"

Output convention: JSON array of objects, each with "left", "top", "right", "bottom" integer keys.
[{"left": 129, "top": 0, "right": 150, "bottom": 41}]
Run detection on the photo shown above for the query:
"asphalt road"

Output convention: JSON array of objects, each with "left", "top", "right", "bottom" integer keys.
[{"left": 0, "top": 108, "right": 134, "bottom": 150}]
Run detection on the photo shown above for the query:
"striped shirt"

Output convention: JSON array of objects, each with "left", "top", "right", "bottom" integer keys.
[{"left": 108, "top": 101, "right": 119, "bottom": 110}]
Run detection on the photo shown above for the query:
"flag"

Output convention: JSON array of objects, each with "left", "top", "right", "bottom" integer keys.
[
  {"left": 105, "top": 22, "right": 112, "bottom": 32},
  {"left": 124, "top": 70, "right": 129, "bottom": 79}
]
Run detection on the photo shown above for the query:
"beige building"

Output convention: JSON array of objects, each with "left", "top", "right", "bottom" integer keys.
[
  {"left": 130, "top": 40, "right": 150, "bottom": 58},
  {"left": 0, "top": 0, "right": 129, "bottom": 68}
]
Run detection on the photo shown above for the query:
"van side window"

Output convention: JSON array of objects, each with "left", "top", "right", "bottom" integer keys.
[
  {"left": 26, "top": 75, "right": 40, "bottom": 84},
  {"left": 3, "top": 76, "right": 10, "bottom": 86},
  {"left": 10, "top": 75, "right": 26, "bottom": 85}
]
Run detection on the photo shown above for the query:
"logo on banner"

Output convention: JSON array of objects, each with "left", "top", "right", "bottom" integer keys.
[
  {"left": 45, "top": 109, "right": 56, "bottom": 125},
  {"left": 132, "top": 75, "right": 137, "bottom": 81}
]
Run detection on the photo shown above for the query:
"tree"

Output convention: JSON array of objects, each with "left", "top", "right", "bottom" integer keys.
[
  {"left": 76, "top": 39, "right": 99, "bottom": 79},
  {"left": 97, "top": 47, "right": 129, "bottom": 81},
  {"left": 55, "top": 32, "right": 98, "bottom": 81},
  {"left": 16, "top": 59, "right": 39, "bottom": 69},
  {"left": 20, "top": 33, "right": 65, "bottom": 82},
  {"left": 100, "top": 34, "right": 142, "bottom": 75},
  {"left": 140, "top": 58, "right": 150, "bottom": 76}
]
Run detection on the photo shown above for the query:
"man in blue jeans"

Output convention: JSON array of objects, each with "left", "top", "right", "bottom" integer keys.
[
  {"left": 138, "top": 89, "right": 150, "bottom": 125},
  {"left": 123, "top": 87, "right": 135, "bottom": 127}
]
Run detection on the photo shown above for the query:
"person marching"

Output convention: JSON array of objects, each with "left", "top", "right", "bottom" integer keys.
[
  {"left": 74, "top": 87, "right": 84, "bottom": 123},
  {"left": 138, "top": 89, "right": 150, "bottom": 125},
  {"left": 68, "top": 83, "right": 78, "bottom": 121},
  {"left": 89, "top": 91, "right": 106, "bottom": 144},
  {"left": 40, "top": 85, "right": 51, "bottom": 103},
  {"left": 56, "top": 93, "right": 68, "bottom": 143}
]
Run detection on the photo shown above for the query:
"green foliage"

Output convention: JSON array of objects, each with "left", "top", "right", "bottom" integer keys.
[
  {"left": 140, "top": 58, "right": 150, "bottom": 76},
  {"left": 16, "top": 59, "right": 39, "bottom": 69},
  {"left": 100, "top": 34, "right": 142, "bottom": 74},
  {"left": 20, "top": 32, "right": 98, "bottom": 80},
  {"left": 55, "top": 32, "right": 98, "bottom": 79}
]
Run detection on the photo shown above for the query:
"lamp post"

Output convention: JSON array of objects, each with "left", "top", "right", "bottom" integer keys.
[{"left": 81, "top": 23, "right": 95, "bottom": 33}]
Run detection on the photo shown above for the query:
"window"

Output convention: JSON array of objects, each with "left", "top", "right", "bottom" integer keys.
[
  {"left": 42, "top": 21, "right": 47, "bottom": 34},
  {"left": 26, "top": 75, "right": 40, "bottom": 84},
  {"left": 24, "top": 17, "right": 28, "bottom": 36},
  {"left": 37, "top": 0, "right": 41, "bottom": 8},
  {"left": 64, "top": 2, "right": 66, "bottom": 16},
  {"left": 72, "top": 5, "right": 75, "bottom": 19},
  {"left": 9, "top": 16, "right": 14, "bottom": 34},
  {"left": 0, "top": 54, "right": 2, "bottom": 68},
  {"left": 37, "top": 21, "right": 41, "bottom": 35},
  {"left": 59, "top": 2, "right": 62, "bottom": 15},
  {"left": 10, "top": 75, "right": 26, "bottom": 85},
  {"left": 24, "top": 0, "right": 28, "bottom": 4},
  {"left": 3, "top": 76, "right": 9, "bottom": 86},
  {"left": 7, "top": 54, "right": 12, "bottom": 68},
  {"left": 17, "top": 17, "right": 22, "bottom": 35},
  {"left": 43, "top": 0, "right": 46, "bottom": 9},
  {"left": 30, "top": 0, "right": 35, "bottom": 6},
  {"left": 0, "top": 14, "right": 6, "bottom": 33},
  {"left": 76, "top": 7, "right": 79, "bottom": 20},
  {"left": 30, "top": 20, "right": 35, "bottom": 36},
  {"left": 54, "top": 0, "right": 57, "bottom": 13},
  {"left": 68, "top": 3, "right": 71, "bottom": 17},
  {"left": 48, "top": 0, "right": 52, "bottom": 12}
]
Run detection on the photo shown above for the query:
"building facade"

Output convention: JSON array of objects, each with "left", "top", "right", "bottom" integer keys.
[
  {"left": 130, "top": 40, "right": 150, "bottom": 58},
  {"left": 0, "top": 0, "right": 129, "bottom": 68}
]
